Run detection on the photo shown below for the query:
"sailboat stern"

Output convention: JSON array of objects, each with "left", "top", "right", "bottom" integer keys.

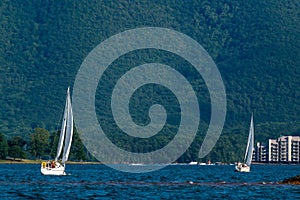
[
  {"left": 41, "top": 161, "right": 66, "bottom": 175},
  {"left": 235, "top": 163, "right": 250, "bottom": 172}
]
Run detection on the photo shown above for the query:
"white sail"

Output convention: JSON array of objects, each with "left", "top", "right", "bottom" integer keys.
[
  {"left": 55, "top": 91, "right": 68, "bottom": 161},
  {"left": 244, "top": 113, "right": 254, "bottom": 166},
  {"left": 41, "top": 87, "right": 74, "bottom": 175},
  {"left": 62, "top": 88, "right": 74, "bottom": 164}
]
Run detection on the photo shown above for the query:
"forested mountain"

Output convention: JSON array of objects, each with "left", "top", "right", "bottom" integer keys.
[{"left": 0, "top": 0, "right": 299, "bottom": 162}]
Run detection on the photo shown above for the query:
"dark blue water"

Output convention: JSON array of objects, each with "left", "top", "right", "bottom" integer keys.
[{"left": 0, "top": 164, "right": 299, "bottom": 199}]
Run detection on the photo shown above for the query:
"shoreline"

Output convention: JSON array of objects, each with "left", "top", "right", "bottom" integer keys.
[
  {"left": 0, "top": 159, "right": 102, "bottom": 164},
  {"left": 1, "top": 160, "right": 300, "bottom": 165}
]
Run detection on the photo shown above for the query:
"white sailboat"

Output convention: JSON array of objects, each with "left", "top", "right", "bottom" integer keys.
[
  {"left": 235, "top": 113, "right": 254, "bottom": 172},
  {"left": 41, "top": 87, "right": 74, "bottom": 175}
]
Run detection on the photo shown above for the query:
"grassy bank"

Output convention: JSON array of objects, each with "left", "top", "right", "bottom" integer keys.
[{"left": 0, "top": 159, "right": 39, "bottom": 164}]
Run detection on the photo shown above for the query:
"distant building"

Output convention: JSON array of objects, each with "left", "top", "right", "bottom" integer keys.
[
  {"left": 268, "top": 136, "right": 300, "bottom": 163},
  {"left": 253, "top": 142, "right": 267, "bottom": 162},
  {"left": 291, "top": 137, "right": 300, "bottom": 162},
  {"left": 254, "top": 136, "right": 300, "bottom": 163},
  {"left": 268, "top": 139, "right": 279, "bottom": 162}
]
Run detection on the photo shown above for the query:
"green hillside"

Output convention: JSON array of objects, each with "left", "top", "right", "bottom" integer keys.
[{"left": 0, "top": 0, "right": 299, "bottom": 162}]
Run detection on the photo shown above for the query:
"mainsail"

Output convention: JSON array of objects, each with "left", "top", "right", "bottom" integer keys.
[
  {"left": 62, "top": 89, "right": 73, "bottom": 163},
  {"left": 244, "top": 113, "right": 254, "bottom": 166},
  {"left": 54, "top": 87, "right": 74, "bottom": 164}
]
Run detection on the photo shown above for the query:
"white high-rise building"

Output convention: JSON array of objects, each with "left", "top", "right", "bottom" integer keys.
[
  {"left": 267, "top": 136, "right": 300, "bottom": 163},
  {"left": 268, "top": 139, "right": 279, "bottom": 162},
  {"left": 253, "top": 142, "right": 267, "bottom": 162}
]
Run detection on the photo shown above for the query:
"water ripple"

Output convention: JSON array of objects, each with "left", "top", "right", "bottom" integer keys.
[{"left": 0, "top": 164, "right": 300, "bottom": 199}]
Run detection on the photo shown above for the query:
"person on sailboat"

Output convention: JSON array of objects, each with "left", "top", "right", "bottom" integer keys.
[
  {"left": 236, "top": 162, "right": 249, "bottom": 171},
  {"left": 237, "top": 162, "right": 246, "bottom": 168},
  {"left": 51, "top": 160, "right": 56, "bottom": 168}
]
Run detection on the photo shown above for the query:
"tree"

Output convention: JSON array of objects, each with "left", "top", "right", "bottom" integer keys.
[
  {"left": 29, "top": 128, "right": 50, "bottom": 159},
  {"left": 7, "top": 136, "right": 27, "bottom": 159},
  {"left": 8, "top": 145, "right": 26, "bottom": 159},
  {"left": 0, "top": 133, "right": 8, "bottom": 159},
  {"left": 70, "top": 127, "right": 86, "bottom": 161},
  {"left": 49, "top": 130, "right": 60, "bottom": 159}
]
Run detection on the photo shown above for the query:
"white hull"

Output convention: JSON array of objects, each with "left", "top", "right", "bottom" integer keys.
[
  {"left": 235, "top": 164, "right": 250, "bottom": 172},
  {"left": 41, "top": 162, "right": 66, "bottom": 175}
]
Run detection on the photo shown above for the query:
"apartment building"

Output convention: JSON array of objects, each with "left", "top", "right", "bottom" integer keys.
[
  {"left": 253, "top": 142, "right": 267, "bottom": 162},
  {"left": 253, "top": 136, "right": 300, "bottom": 163},
  {"left": 268, "top": 139, "right": 279, "bottom": 162}
]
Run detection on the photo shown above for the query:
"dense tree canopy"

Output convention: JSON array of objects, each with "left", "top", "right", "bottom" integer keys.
[
  {"left": 0, "top": 133, "right": 8, "bottom": 159},
  {"left": 29, "top": 128, "right": 50, "bottom": 159},
  {"left": 7, "top": 136, "right": 27, "bottom": 159},
  {"left": 0, "top": 1, "right": 299, "bottom": 162}
]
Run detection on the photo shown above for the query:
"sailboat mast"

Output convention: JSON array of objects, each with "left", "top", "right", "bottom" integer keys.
[
  {"left": 55, "top": 88, "right": 69, "bottom": 161},
  {"left": 249, "top": 113, "right": 254, "bottom": 164},
  {"left": 62, "top": 87, "right": 74, "bottom": 164},
  {"left": 244, "top": 113, "right": 254, "bottom": 166}
]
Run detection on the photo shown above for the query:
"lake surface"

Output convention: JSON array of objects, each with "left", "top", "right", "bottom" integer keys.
[{"left": 0, "top": 164, "right": 299, "bottom": 199}]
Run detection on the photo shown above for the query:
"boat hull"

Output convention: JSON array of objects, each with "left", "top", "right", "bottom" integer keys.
[
  {"left": 41, "top": 162, "right": 66, "bottom": 175},
  {"left": 235, "top": 164, "right": 250, "bottom": 172}
]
